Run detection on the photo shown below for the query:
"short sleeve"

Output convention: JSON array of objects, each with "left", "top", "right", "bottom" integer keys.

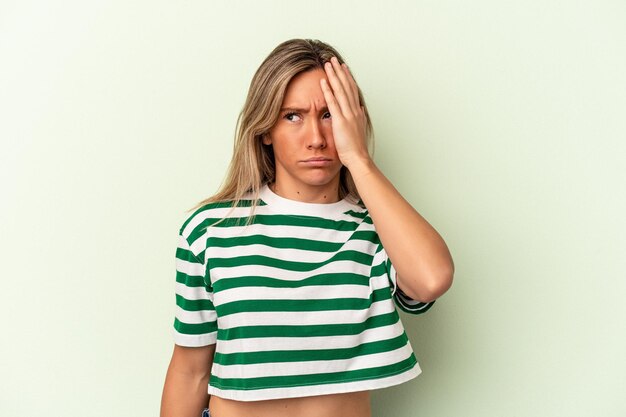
[
  {"left": 384, "top": 250, "right": 436, "bottom": 315},
  {"left": 172, "top": 232, "right": 217, "bottom": 346}
]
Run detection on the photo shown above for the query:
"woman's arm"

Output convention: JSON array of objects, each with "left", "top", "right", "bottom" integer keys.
[
  {"left": 321, "top": 57, "right": 454, "bottom": 302},
  {"left": 347, "top": 159, "right": 454, "bottom": 302},
  {"left": 160, "top": 344, "right": 216, "bottom": 417}
]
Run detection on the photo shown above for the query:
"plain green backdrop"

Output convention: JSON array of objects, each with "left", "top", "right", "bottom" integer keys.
[{"left": 1, "top": 1, "right": 624, "bottom": 416}]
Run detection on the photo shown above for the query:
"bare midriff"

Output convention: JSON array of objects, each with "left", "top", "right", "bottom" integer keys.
[{"left": 208, "top": 390, "right": 371, "bottom": 417}]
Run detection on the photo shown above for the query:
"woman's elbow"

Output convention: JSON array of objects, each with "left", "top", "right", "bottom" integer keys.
[{"left": 401, "top": 263, "right": 454, "bottom": 303}]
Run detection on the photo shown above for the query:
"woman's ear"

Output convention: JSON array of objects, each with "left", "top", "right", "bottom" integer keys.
[{"left": 262, "top": 134, "right": 272, "bottom": 145}]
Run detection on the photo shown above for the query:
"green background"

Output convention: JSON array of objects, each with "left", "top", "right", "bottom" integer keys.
[{"left": 1, "top": 1, "right": 624, "bottom": 416}]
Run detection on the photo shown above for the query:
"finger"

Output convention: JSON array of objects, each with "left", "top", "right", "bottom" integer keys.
[
  {"left": 324, "top": 61, "right": 353, "bottom": 117},
  {"left": 320, "top": 78, "right": 342, "bottom": 120},
  {"left": 330, "top": 58, "right": 355, "bottom": 99},
  {"left": 324, "top": 60, "right": 351, "bottom": 114},
  {"left": 341, "top": 64, "right": 360, "bottom": 109},
  {"left": 341, "top": 63, "right": 360, "bottom": 111},
  {"left": 330, "top": 57, "right": 359, "bottom": 112}
]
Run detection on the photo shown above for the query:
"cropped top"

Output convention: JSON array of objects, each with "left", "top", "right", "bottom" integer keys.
[{"left": 172, "top": 185, "right": 434, "bottom": 401}]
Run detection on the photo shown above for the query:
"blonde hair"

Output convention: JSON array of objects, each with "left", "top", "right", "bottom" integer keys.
[{"left": 192, "top": 38, "right": 374, "bottom": 212}]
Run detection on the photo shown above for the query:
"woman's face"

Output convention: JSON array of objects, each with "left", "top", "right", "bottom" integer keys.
[{"left": 265, "top": 69, "right": 342, "bottom": 198}]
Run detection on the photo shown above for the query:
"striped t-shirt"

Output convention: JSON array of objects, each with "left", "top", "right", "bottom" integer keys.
[{"left": 173, "top": 184, "right": 434, "bottom": 401}]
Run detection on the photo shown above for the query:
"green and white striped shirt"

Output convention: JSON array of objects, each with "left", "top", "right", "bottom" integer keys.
[{"left": 173, "top": 185, "right": 434, "bottom": 401}]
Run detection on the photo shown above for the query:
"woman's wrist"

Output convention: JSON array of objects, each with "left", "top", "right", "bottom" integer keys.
[{"left": 343, "top": 154, "right": 376, "bottom": 181}]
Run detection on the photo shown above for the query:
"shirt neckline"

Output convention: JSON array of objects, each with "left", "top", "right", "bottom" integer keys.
[{"left": 258, "top": 184, "right": 358, "bottom": 217}]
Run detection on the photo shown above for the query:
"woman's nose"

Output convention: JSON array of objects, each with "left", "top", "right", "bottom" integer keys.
[{"left": 306, "top": 119, "right": 326, "bottom": 149}]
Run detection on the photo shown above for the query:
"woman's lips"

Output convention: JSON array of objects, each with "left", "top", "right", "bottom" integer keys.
[{"left": 300, "top": 157, "right": 333, "bottom": 166}]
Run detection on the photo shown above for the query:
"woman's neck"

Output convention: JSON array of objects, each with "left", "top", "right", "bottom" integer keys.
[{"left": 269, "top": 180, "right": 340, "bottom": 204}]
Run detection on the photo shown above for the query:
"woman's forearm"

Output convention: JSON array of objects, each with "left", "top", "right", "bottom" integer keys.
[
  {"left": 161, "top": 366, "right": 210, "bottom": 417},
  {"left": 161, "top": 345, "right": 214, "bottom": 417},
  {"left": 348, "top": 157, "right": 454, "bottom": 302}
]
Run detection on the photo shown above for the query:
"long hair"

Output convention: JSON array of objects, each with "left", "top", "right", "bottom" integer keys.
[{"left": 191, "top": 39, "right": 374, "bottom": 212}]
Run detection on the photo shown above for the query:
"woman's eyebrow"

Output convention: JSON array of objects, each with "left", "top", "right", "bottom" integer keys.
[{"left": 280, "top": 106, "right": 329, "bottom": 113}]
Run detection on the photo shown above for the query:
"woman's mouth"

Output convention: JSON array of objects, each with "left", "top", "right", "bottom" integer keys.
[{"left": 300, "top": 157, "right": 333, "bottom": 166}]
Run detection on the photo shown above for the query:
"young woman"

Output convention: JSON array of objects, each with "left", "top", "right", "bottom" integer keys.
[{"left": 160, "top": 39, "right": 454, "bottom": 417}]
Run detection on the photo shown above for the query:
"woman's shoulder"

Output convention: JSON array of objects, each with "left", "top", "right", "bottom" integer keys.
[{"left": 179, "top": 194, "right": 259, "bottom": 236}]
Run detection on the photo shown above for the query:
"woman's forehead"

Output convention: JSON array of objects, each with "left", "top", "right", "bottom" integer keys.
[{"left": 282, "top": 69, "right": 327, "bottom": 109}]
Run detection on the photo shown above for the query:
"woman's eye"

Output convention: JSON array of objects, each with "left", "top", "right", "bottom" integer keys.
[
  {"left": 284, "top": 112, "right": 301, "bottom": 122},
  {"left": 322, "top": 111, "right": 332, "bottom": 119}
]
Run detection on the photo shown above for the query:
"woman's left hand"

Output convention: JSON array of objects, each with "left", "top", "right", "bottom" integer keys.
[{"left": 320, "top": 57, "right": 370, "bottom": 169}]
